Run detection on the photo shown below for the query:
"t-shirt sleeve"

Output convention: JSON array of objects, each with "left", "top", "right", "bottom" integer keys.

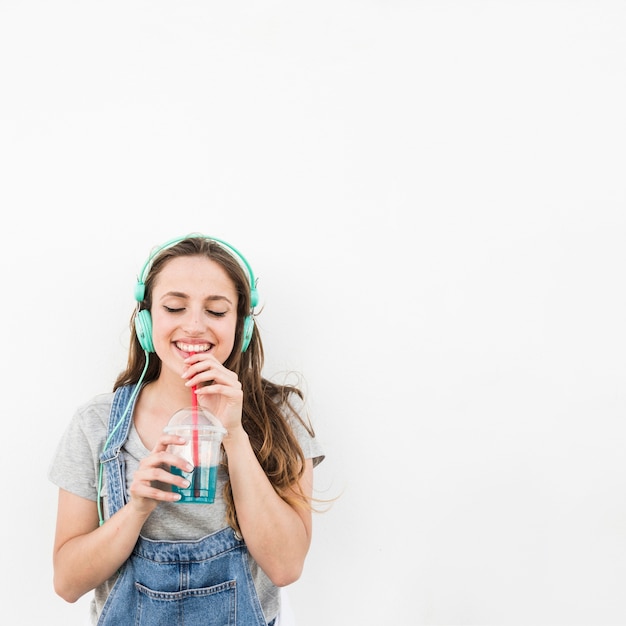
[
  {"left": 47, "top": 395, "right": 111, "bottom": 501},
  {"left": 286, "top": 392, "right": 325, "bottom": 468}
]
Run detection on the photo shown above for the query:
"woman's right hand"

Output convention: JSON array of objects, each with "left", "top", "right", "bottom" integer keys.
[{"left": 128, "top": 434, "right": 193, "bottom": 515}]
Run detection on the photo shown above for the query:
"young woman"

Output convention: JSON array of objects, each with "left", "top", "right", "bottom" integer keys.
[{"left": 49, "top": 234, "right": 324, "bottom": 625}]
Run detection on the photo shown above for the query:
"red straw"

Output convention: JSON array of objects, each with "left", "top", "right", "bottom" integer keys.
[{"left": 190, "top": 353, "right": 200, "bottom": 497}]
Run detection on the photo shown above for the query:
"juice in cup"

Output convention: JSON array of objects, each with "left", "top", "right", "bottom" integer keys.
[{"left": 164, "top": 408, "right": 227, "bottom": 503}]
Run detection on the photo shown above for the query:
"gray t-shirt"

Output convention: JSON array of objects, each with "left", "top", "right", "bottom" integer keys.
[{"left": 48, "top": 390, "right": 325, "bottom": 624}]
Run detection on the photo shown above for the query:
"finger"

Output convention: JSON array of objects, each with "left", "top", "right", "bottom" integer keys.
[
  {"left": 144, "top": 465, "right": 193, "bottom": 488},
  {"left": 183, "top": 359, "right": 229, "bottom": 381},
  {"left": 182, "top": 352, "right": 220, "bottom": 375},
  {"left": 194, "top": 382, "right": 242, "bottom": 399},
  {"left": 140, "top": 450, "right": 194, "bottom": 472},
  {"left": 133, "top": 464, "right": 193, "bottom": 496},
  {"left": 188, "top": 367, "right": 239, "bottom": 389},
  {"left": 152, "top": 434, "right": 188, "bottom": 453},
  {"left": 130, "top": 481, "right": 184, "bottom": 504}
]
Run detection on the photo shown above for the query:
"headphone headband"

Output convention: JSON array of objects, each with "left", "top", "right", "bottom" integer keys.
[{"left": 135, "top": 234, "right": 258, "bottom": 306}]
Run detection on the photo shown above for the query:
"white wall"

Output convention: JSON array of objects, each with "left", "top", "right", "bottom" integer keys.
[{"left": 2, "top": 1, "right": 626, "bottom": 624}]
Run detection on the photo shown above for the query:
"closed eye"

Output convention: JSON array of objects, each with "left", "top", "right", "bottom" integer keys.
[{"left": 162, "top": 306, "right": 227, "bottom": 317}]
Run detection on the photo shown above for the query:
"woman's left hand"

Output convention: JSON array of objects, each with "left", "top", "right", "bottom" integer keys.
[{"left": 182, "top": 353, "right": 243, "bottom": 433}]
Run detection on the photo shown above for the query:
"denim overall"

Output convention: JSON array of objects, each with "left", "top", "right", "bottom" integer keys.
[{"left": 98, "top": 384, "right": 273, "bottom": 626}]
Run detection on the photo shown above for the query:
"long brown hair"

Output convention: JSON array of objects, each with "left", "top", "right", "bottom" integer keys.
[{"left": 114, "top": 236, "right": 315, "bottom": 533}]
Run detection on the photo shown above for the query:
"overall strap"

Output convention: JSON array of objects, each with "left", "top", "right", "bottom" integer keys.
[{"left": 99, "top": 384, "right": 141, "bottom": 517}]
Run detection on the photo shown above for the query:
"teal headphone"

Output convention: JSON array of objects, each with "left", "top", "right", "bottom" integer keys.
[{"left": 134, "top": 234, "right": 259, "bottom": 353}]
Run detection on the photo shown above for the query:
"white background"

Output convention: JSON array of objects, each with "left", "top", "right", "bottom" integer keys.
[{"left": 1, "top": 1, "right": 626, "bottom": 624}]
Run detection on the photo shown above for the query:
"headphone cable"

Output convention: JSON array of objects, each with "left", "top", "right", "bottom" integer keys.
[{"left": 97, "top": 352, "right": 150, "bottom": 527}]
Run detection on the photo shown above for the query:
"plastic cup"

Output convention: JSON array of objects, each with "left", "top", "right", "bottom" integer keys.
[{"left": 164, "top": 408, "right": 227, "bottom": 503}]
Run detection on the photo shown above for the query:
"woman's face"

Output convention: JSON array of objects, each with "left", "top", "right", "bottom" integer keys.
[{"left": 149, "top": 254, "right": 239, "bottom": 377}]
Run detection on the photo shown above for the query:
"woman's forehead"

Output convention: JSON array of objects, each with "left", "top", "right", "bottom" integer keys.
[{"left": 153, "top": 256, "right": 237, "bottom": 296}]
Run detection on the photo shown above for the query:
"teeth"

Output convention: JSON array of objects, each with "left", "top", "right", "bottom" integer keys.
[{"left": 176, "top": 342, "right": 210, "bottom": 353}]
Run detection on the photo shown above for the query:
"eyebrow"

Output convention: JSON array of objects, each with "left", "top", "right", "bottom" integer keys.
[{"left": 160, "top": 291, "right": 233, "bottom": 305}]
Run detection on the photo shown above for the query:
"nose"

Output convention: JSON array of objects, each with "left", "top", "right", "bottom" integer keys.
[{"left": 182, "top": 307, "right": 206, "bottom": 334}]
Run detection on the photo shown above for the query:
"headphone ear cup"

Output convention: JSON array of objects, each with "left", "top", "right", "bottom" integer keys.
[
  {"left": 135, "top": 309, "right": 155, "bottom": 353},
  {"left": 241, "top": 315, "right": 254, "bottom": 352}
]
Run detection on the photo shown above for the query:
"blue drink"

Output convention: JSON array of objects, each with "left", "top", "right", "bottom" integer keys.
[{"left": 171, "top": 464, "right": 218, "bottom": 503}]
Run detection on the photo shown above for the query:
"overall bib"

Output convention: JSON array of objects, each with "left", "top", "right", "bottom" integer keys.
[{"left": 98, "top": 385, "right": 272, "bottom": 626}]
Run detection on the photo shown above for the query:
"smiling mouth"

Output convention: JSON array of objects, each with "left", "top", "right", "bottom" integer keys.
[{"left": 175, "top": 342, "right": 212, "bottom": 353}]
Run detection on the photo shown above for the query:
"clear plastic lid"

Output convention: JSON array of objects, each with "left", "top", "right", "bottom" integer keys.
[{"left": 164, "top": 407, "right": 227, "bottom": 435}]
